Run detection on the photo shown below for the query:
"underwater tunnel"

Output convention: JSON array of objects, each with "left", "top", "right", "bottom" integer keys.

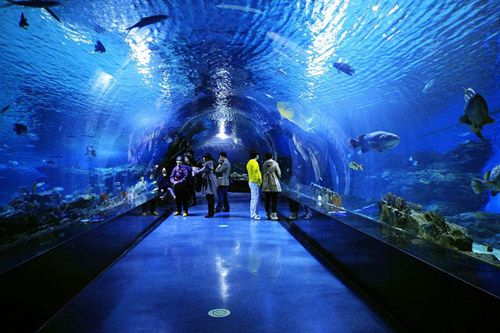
[{"left": 0, "top": 1, "right": 499, "bottom": 332}]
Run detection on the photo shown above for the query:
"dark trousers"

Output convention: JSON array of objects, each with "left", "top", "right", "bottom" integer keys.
[
  {"left": 174, "top": 187, "right": 189, "bottom": 213},
  {"left": 215, "top": 186, "right": 230, "bottom": 211},
  {"left": 206, "top": 194, "right": 215, "bottom": 215},
  {"left": 141, "top": 198, "right": 157, "bottom": 213},
  {"left": 265, "top": 192, "right": 278, "bottom": 213},
  {"left": 189, "top": 186, "right": 197, "bottom": 204}
]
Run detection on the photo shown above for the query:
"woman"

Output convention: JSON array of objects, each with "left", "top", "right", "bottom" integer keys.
[
  {"left": 215, "top": 152, "right": 231, "bottom": 212},
  {"left": 262, "top": 152, "right": 282, "bottom": 220},
  {"left": 170, "top": 156, "right": 190, "bottom": 217},
  {"left": 196, "top": 153, "right": 218, "bottom": 218}
]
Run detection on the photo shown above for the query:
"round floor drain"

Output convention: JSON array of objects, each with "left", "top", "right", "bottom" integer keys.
[{"left": 208, "top": 308, "right": 231, "bottom": 318}]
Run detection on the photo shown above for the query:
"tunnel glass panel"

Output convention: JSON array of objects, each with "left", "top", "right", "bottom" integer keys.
[{"left": 0, "top": 1, "right": 498, "bottom": 274}]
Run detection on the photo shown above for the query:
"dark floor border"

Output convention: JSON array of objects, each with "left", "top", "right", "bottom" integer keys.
[
  {"left": 278, "top": 218, "right": 407, "bottom": 332},
  {"left": 0, "top": 201, "right": 173, "bottom": 333},
  {"left": 279, "top": 208, "right": 499, "bottom": 332}
]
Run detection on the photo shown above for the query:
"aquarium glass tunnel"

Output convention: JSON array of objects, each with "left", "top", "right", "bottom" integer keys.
[{"left": 0, "top": 1, "right": 499, "bottom": 284}]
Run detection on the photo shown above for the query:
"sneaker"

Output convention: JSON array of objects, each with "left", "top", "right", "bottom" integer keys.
[
  {"left": 251, "top": 215, "right": 261, "bottom": 220},
  {"left": 271, "top": 213, "right": 279, "bottom": 221},
  {"left": 223, "top": 209, "right": 230, "bottom": 212},
  {"left": 173, "top": 211, "right": 181, "bottom": 216},
  {"left": 151, "top": 211, "right": 159, "bottom": 216},
  {"left": 183, "top": 212, "right": 188, "bottom": 217},
  {"left": 142, "top": 212, "right": 147, "bottom": 216}
]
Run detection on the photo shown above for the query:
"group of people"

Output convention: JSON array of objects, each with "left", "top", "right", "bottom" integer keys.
[
  {"left": 165, "top": 150, "right": 232, "bottom": 218},
  {"left": 144, "top": 149, "right": 283, "bottom": 221},
  {"left": 246, "top": 150, "right": 282, "bottom": 220}
]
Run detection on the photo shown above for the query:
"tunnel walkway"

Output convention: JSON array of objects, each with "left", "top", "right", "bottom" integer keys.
[{"left": 41, "top": 193, "right": 393, "bottom": 332}]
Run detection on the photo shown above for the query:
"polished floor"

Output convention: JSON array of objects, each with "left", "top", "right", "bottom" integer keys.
[{"left": 41, "top": 193, "right": 393, "bottom": 332}]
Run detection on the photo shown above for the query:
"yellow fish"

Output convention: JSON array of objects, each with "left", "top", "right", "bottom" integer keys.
[
  {"left": 348, "top": 161, "right": 364, "bottom": 171},
  {"left": 277, "top": 102, "right": 294, "bottom": 120}
]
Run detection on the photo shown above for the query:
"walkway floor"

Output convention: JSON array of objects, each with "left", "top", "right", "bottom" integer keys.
[{"left": 42, "top": 193, "right": 393, "bottom": 332}]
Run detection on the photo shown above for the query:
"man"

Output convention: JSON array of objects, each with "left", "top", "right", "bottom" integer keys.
[
  {"left": 170, "top": 156, "right": 190, "bottom": 217},
  {"left": 215, "top": 152, "right": 231, "bottom": 212},
  {"left": 246, "top": 150, "right": 262, "bottom": 220}
]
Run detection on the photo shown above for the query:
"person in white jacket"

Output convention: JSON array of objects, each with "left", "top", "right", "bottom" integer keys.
[{"left": 261, "top": 152, "right": 282, "bottom": 220}]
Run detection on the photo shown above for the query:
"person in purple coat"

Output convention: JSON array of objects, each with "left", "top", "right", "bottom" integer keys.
[{"left": 170, "top": 156, "right": 190, "bottom": 216}]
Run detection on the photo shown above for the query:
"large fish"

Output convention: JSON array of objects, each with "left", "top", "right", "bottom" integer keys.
[
  {"left": 471, "top": 165, "right": 500, "bottom": 196},
  {"left": 13, "top": 123, "right": 28, "bottom": 135},
  {"left": 125, "top": 14, "right": 169, "bottom": 34},
  {"left": 349, "top": 131, "right": 400, "bottom": 153},
  {"left": 6, "top": 0, "right": 60, "bottom": 7},
  {"left": 333, "top": 62, "right": 355, "bottom": 76},
  {"left": 6, "top": 1, "right": 61, "bottom": 22},
  {"left": 459, "top": 88, "right": 494, "bottom": 139}
]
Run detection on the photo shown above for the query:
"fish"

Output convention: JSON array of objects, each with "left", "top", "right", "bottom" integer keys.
[
  {"left": 52, "top": 186, "right": 64, "bottom": 192},
  {"left": 1, "top": 105, "right": 10, "bottom": 114},
  {"left": 8, "top": 160, "right": 19, "bottom": 166},
  {"left": 99, "top": 193, "right": 109, "bottom": 203},
  {"left": 216, "top": 4, "right": 263, "bottom": 15},
  {"left": 348, "top": 161, "right": 364, "bottom": 171},
  {"left": 32, "top": 181, "right": 44, "bottom": 194},
  {"left": 13, "top": 123, "right": 28, "bottom": 135},
  {"left": 422, "top": 79, "right": 434, "bottom": 93},
  {"left": 94, "top": 40, "right": 106, "bottom": 53},
  {"left": 333, "top": 62, "right": 355, "bottom": 76},
  {"left": 349, "top": 131, "right": 400, "bottom": 153},
  {"left": 408, "top": 156, "right": 418, "bottom": 166},
  {"left": 86, "top": 145, "right": 96, "bottom": 157},
  {"left": 459, "top": 88, "right": 494, "bottom": 140},
  {"left": 277, "top": 102, "right": 294, "bottom": 120},
  {"left": 125, "top": 14, "right": 169, "bottom": 34},
  {"left": 471, "top": 165, "right": 500, "bottom": 196},
  {"left": 19, "top": 12, "right": 29, "bottom": 28}
]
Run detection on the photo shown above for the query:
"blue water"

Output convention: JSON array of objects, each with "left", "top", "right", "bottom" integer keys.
[{"left": 0, "top": 1, "right": 498, "bottom": 253}]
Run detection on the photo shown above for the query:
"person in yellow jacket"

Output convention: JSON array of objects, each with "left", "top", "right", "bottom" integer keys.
[{"left": 246, "top": 150, "right": 262, "bottom": 220}]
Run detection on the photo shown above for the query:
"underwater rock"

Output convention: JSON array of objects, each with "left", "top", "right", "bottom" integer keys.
[
  {"left": 64, "top": 194, "right": 97, "bottom": 210},
  {"left": 464, "top": 252, "right": 500, "bottom": 268},
  {"left": 447, "top": 212, "right": 500, "bottom": 247},
  {"left": 439, "top": 139, "right": 493, "bottom": 172},
  {"left": 379, "top": 193, "right": 473, "bottom": 252},
  {"left": 350, "top": 140, "right": 493, "bottom": 216}
]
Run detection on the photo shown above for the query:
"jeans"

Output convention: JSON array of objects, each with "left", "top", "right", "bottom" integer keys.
[
  {"left": 206, "top": 194, "right": 215, "bottom": 215},
  {"left": 264, "top": 192, "right": 278, "bottom": 213},
  {"left": 216, "top": 186, "right": 230, "bottom": 211},
  {"left": 249, "top": 181, "right": 260, "bottom": 218}
]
